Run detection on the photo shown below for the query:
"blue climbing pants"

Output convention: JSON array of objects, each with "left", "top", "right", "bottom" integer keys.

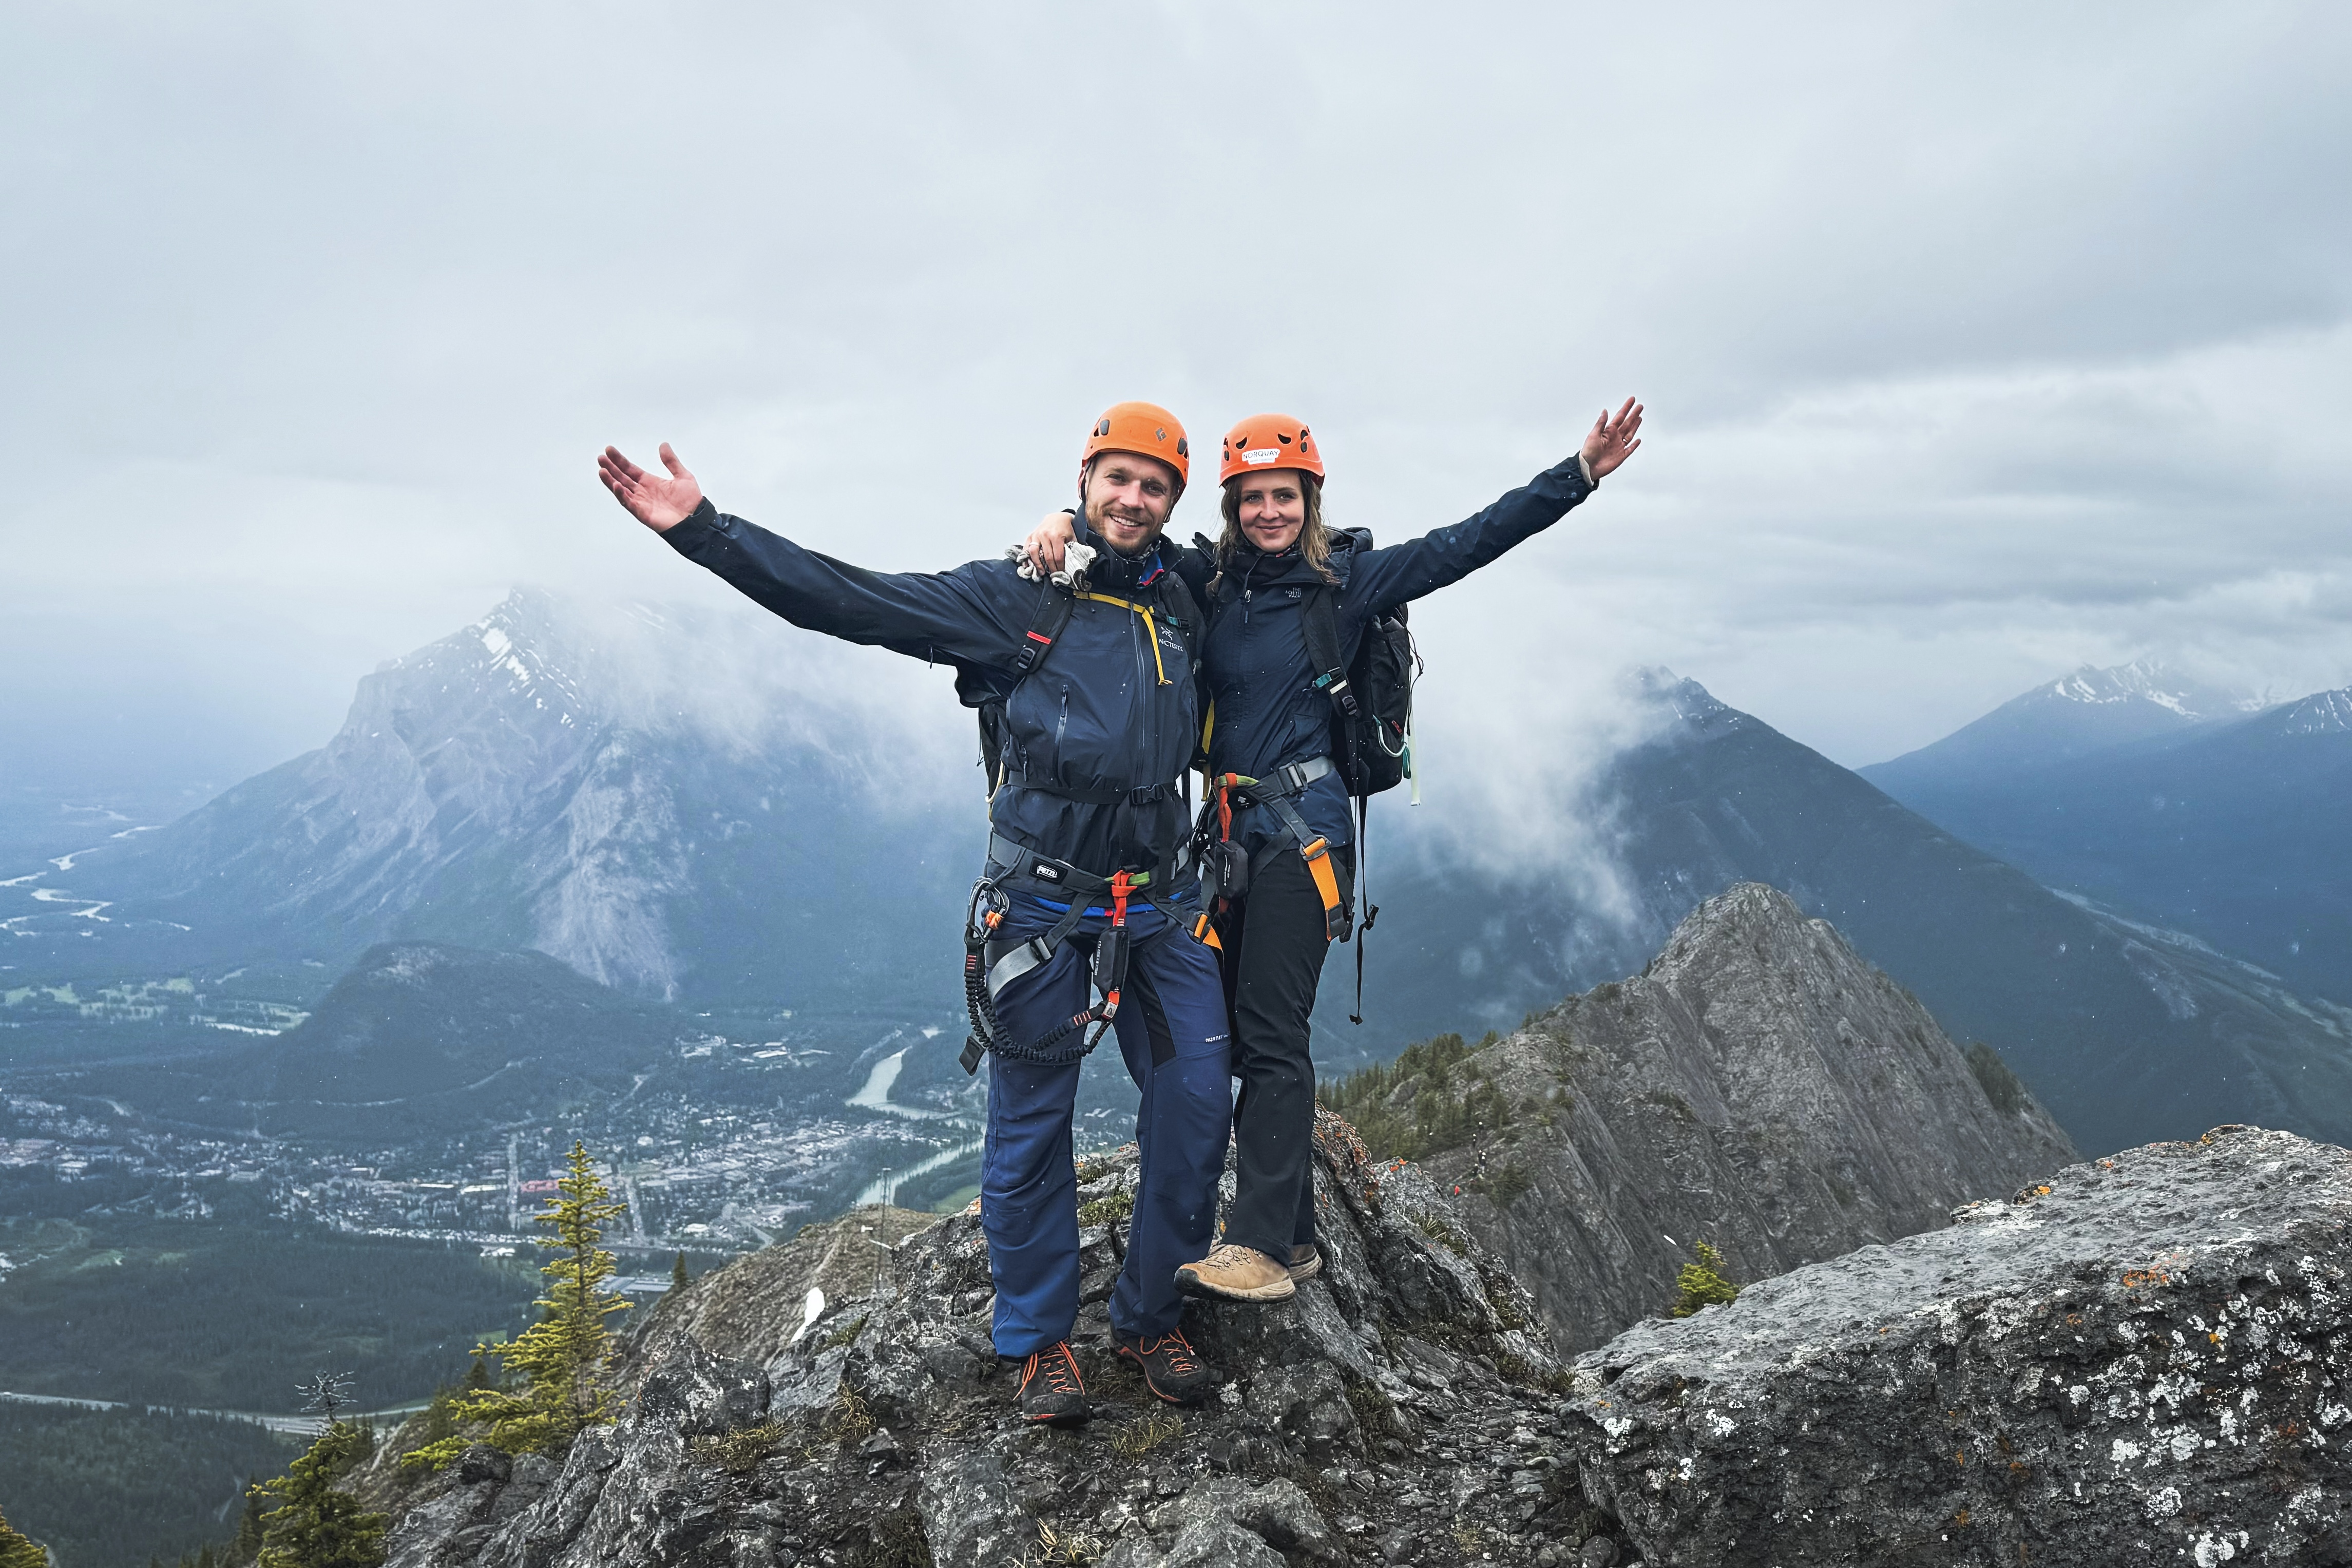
[{"left": 980, "top": 894, "right": 1231, "bottom": 1357}]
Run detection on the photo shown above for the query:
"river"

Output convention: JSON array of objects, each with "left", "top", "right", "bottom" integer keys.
[{"left": 847, "top": 1044, "right": 981, "bottom": 1208}]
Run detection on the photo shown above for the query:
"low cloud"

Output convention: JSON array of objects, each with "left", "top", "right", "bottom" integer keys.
[{"left": 4, "top": 2, "right": 2348, "bottom": 797}]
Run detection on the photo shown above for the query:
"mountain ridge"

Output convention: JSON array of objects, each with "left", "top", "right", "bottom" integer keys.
[
  {"left": 1387, "top": 882, "right": 2078, "bottom": 1353},
  {"left": 1862, "top": 662, "right": 2352, "bottom": 1003},
  {"left": 1349, "top": 671, "right": 2352, "bottom": 1156}
]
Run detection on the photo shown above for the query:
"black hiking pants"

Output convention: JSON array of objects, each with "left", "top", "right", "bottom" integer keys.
[{"left": 1217, "top": 842, "right": 1353, "bottom": 1264}]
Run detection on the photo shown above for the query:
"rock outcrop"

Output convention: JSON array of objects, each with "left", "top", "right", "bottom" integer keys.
[
  {"left": 1564, "top": 1125, "right": 2352, "bottom": 1566},
  {"left": 366, "top": 1114, "right": 1627, "bottom": 1567},
  {"left": 362, "top": 1119, "right": 2352, "bottom": 1568},
  {"left": 1412, "top": 883, "right": 2079, "bottom": 1352}
]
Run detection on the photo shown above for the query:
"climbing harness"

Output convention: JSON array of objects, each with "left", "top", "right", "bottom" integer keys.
[
  {"left": 960, "top": 867, "right": 1134, "bottom": 1073},
  {"left": 1197, "top": 759, "right": 1350, "bottom": 945}
]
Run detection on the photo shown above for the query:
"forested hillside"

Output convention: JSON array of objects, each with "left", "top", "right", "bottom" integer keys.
[
  {"left": 0, "top": 1402, "right": 296, "bottom": 1567},
  {"left": 0, "top": 1206, "right": 537, "bottom": 1411}
]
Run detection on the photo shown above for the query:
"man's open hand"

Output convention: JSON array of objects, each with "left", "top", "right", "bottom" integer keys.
[
  {"left": 1581, "top": 397, "right": 1645, "bottom": 482},
  {"left": 598, "top": 443, "right": 704, "bottom": 533}
]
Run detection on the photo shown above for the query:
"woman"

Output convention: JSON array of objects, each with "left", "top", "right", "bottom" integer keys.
[{"left": 1025, "top": 399, "right": 1643, "bottom": 1303}]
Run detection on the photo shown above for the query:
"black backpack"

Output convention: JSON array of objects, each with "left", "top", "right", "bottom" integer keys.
[
  {"left": 1301, "top": 529, "right": 1419, "bottom": 799},
  {"left": 1302, "top": 530, "right": 1421, "bottom": 1024}
]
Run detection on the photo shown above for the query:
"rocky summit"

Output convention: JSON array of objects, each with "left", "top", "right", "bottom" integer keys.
[
  {"left": 1563, "top": 1125, "right": 2352, "bottom": 1566},
  {"left": 360, "top": 1111, "right": 1624, "bottom": 1568},
  {"left": 1415, "top": 882, "right": 2080, "bottom": 1353}
]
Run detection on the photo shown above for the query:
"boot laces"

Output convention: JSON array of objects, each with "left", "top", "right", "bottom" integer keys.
[
  {"left": 1027, "top": 1341, "right": 1085, "bottom": 1397},
  {"left": 1144, "top": 1329, "right": 1200, "bottom": 1375}
]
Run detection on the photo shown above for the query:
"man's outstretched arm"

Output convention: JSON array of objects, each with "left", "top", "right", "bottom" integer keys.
[{"left": 598, "top": 442, "right": 1024, "bottom": 668}]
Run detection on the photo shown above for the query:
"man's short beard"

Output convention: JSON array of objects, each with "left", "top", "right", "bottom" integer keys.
[{"left": 1082, "top": 458, "right": 1178, "bottom": 557}]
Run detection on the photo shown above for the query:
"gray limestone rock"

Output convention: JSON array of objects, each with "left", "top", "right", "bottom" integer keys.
[
  {"left": 362, "top": 1106, "right": 1574, "bottom": 1566},
  {"left": 1161, "top": 1514, "right": 1289, "bottom": 1566},
  {"left": 1421, "top": 882, "right": 2081, "bottom": 1354},
  {"left": 918, "top": 1449, "right": 1030, "bottom": 1568},
  {"left": 1563, "top": 1125, "right": 2352, "bottom": 1566}
]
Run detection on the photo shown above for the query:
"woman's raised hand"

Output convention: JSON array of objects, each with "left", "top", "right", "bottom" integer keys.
[
  {"left": 1023, "top": 510, "right": 1078, "bottom": 575},
  {"left": 598, "top": 443, "right": 705, "bottom": 533},
  {"left": 1582, "top": 398, "right": 1645, "bottom": 481}
]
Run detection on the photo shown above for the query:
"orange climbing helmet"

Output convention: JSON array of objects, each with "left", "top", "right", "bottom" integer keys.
[
  {"left": 1082, "top": 401, "right": 1190, "bottom": 489},
  {"left": 1218, "top": 413, "right": 1325, "bottom": 486}
]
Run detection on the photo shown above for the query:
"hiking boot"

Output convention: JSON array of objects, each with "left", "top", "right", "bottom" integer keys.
[
  {"left": 1015, "top": 1341, "right": 1089, "bottom": 1427},
  {"left": 1174, "top": 1243, "right": 1297, "bottom": 1303},
  {"left": 1288, "top": 1243, "right": 1323, "bottom": 1283},
  {"left": 1115, "top": 1327, "right": 1216, "bottom": 1406}
]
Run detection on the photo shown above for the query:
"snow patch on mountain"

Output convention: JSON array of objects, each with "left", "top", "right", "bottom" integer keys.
[
  {"left": 2272, "top": 687, "right": 2352, "bottom": 735},
  {"left": 2044, "top": 658, "right": 2254, "bottom": 719}
]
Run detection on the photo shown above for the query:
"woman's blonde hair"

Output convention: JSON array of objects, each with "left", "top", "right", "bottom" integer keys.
[{"left": 1214, "top": 471, "right": 1338, "bottom": 586}]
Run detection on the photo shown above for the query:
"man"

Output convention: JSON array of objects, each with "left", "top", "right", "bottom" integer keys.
[{"left": 598, "top": 404, "right": 1229, "bottom": 1425}]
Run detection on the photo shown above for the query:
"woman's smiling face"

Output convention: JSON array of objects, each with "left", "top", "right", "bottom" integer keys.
[{"left": 1232, "top": 470, "right": 1309, "bottom": 554}]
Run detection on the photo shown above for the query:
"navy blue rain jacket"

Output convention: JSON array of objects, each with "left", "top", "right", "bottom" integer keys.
[
  {"left": 1180, "top": 454, "right": 1596, "bottom": 853},
  {"left": 662, "top": 500, "right": 1201, "bottom": 882}
]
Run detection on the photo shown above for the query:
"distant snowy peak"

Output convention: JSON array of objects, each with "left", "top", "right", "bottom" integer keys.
[
  {"left": 1627, "top": 666, "right": 1745, "bottom": 737},
  {"left": 2270, "top": 687, "right": 2352, "bottom": 735},
  {"left": 468, "top": 590, "right": 594, "bottom": 726},
  {"left": 349, "top": 588, "right": 598, "bottom": 743},
  {"left": 2044, "top": 660, "right": 2253, "bottom": 720}
]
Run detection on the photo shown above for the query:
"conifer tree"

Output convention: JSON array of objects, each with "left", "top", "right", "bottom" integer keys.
[
  {"left": 671, "top": 1250, "right": 690, "bottom": 1290},
  {"left": 0, "top": 1503, "right": 48, "bottom": 1568},
  {"left": 253, "top": 1421, "right": 387, "bottom": 1568},
  {"left": 465, "top": 1354, "right": 491, "bottom": 1391},
  {"left": 402, "top": 1141, "right": 630, "bottom": 1469},
  {"left": 232, "top": 1476, "right": 265, "bottom": 1562},
  {"left": 1669, "top": 1239, "right": 1741, "bottom": 1317}
]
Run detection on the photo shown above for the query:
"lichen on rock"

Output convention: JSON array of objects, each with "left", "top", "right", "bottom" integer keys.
[{"left": 1562, "top": 1125, "right": 2352, "bottom": 1566}]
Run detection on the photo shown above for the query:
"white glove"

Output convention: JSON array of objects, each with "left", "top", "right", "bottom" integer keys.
[{"left": 1009, "top": 539, "right": 1096, "bottom": 590}]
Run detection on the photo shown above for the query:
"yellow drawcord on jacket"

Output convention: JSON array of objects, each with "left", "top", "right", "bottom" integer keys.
[{"left": 1076, "top": 592, "right": 1169, "bottom": 685}]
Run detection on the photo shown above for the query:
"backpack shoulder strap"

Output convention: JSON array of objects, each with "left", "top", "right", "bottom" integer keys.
[
  {"left": 1009, "top": 578, "right": 1077, "bottom": 677},
  {"left": 1154, "top": 570, "right": 1204, "bottom": 649},
  {"left": 1301, "top": 584, "right": 1356, "bottom": 718}
]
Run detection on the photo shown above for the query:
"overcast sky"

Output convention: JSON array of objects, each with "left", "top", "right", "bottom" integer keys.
[{"left": 5, "top": 2, "right": 2348, "bottom": 802}]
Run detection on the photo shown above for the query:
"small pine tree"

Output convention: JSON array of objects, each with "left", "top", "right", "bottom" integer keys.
[
  {"left": 465, "top": 1354, "right": 491, "bottom": 1391},
  {"left": 232, "top": 1476, "right": 265, "bottom": 1561},
  {"left": 229, "top": 1476, "right": 264, "bottom": 1561},
  {"left": 403, "top": 1141, "right": 631, "bottom": 1469},
  {"left": 670, "top": 1250, "right": 690, "bottom": 1291},
  {"left": 1670, "top": 1239, "right": 1740, "bottom": 1317},
  {"left": 255, "top": 1421, "right": 388, "bottom": 1568},
  {"left": 0, "top": 1503, "right": 49, "bottom": 1568}
]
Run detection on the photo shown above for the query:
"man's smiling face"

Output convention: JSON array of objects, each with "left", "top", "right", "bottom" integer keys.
[{"left": 1081, "top": 452, "right": 1181, "bottom": 557}]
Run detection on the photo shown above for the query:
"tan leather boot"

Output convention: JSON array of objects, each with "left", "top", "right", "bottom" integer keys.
[
  {"left": 1288, "top": 1244, "right": 1323, "bottom": 1283},
  {"left": 1175, "top": 1243, "right": 1297, "bottom": 1303}
]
